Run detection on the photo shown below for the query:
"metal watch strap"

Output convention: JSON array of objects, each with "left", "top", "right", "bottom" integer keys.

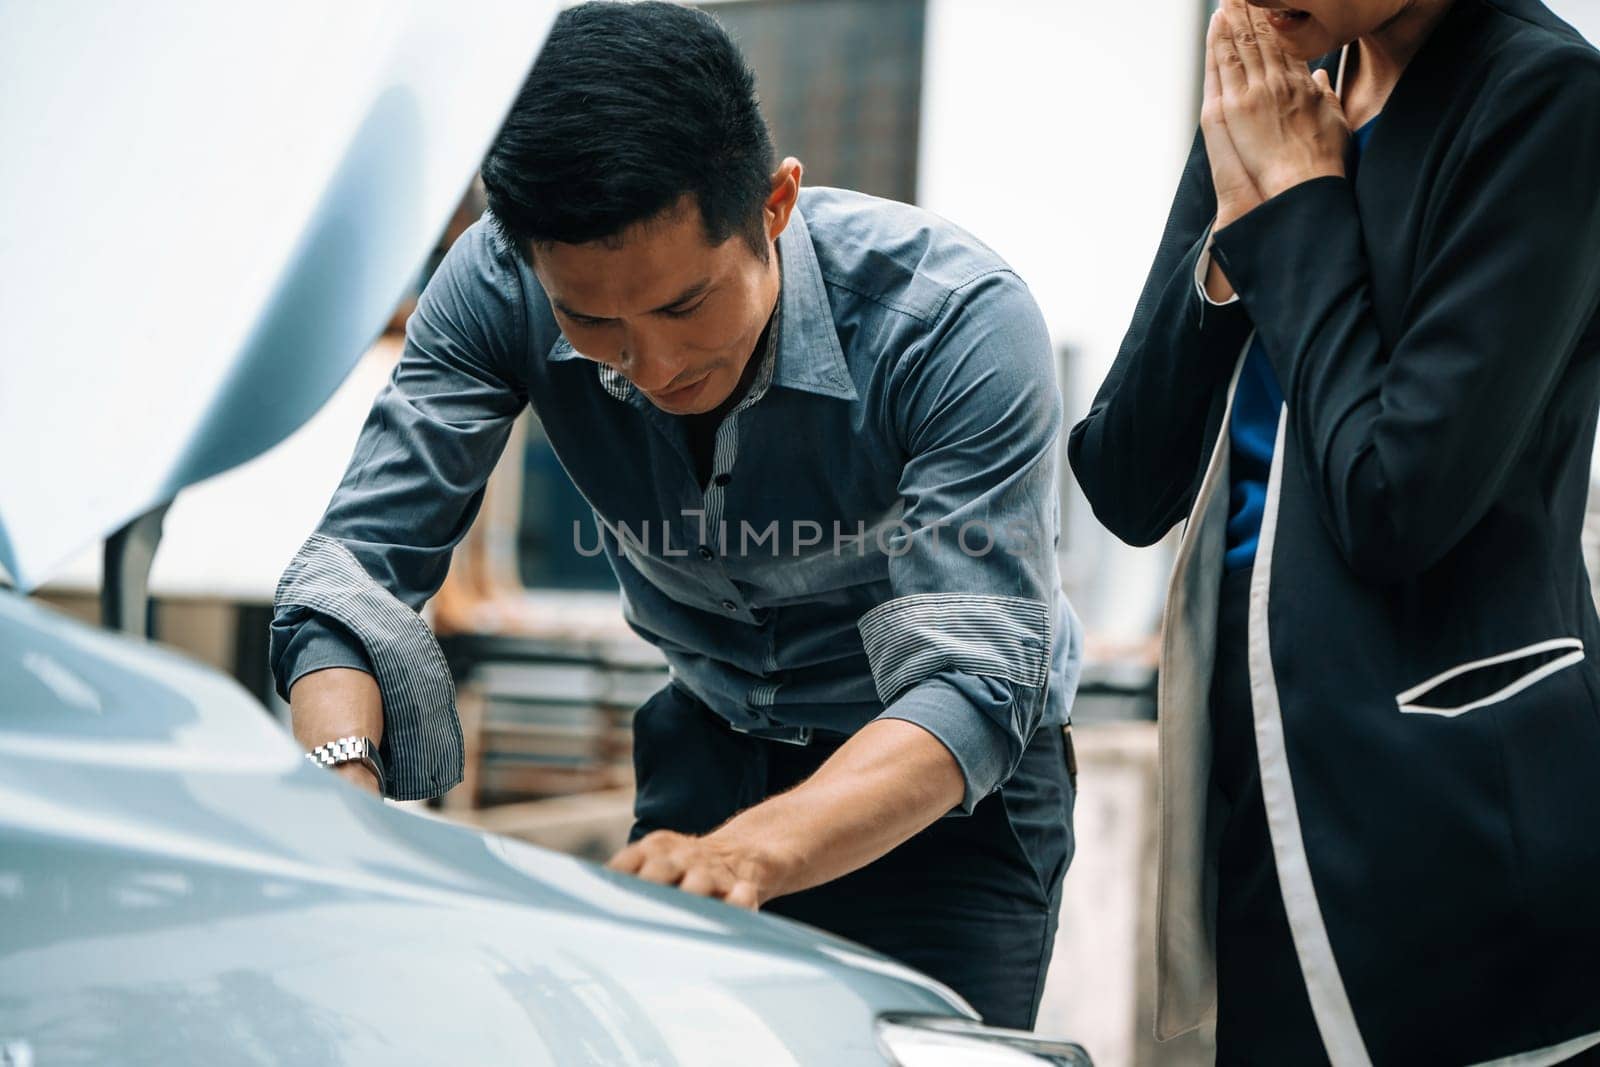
[{"left": 305, "top": 735, "right": 386, "bottom": 795}]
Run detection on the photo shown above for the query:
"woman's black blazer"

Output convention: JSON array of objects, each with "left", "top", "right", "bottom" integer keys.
[{"left": 1070, "top": 0, "right": 1600, "bottom": 1061}]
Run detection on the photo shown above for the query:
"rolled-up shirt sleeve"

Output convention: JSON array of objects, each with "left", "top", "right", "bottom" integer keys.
[
  {"left": 273, "top": 615, "right": 373, "bottom": 692},
  {"left": 269, "top": 220, "right": 529, "bottom": 800},
  {"left": 862, "top": 269, "right": 1070, "bottom": 814}
]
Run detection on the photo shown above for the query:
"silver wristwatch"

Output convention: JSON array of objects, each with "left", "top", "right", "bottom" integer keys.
[{"left": 305, "top": 735, "right": 386, "bottom": 794}]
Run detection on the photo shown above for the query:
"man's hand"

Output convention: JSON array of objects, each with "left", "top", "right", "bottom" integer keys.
[
  {"left": 291, "top": 667, "right": 385, "bottom": 796},
  {"left": 1212, "top": 0, "right": 1348, "bottom": 202},
  {"left": 606, "top": 718, "right": 966, "bottom": 907},
  {"left": 607, "top": 827, "right": 791, "bottom": 910}
]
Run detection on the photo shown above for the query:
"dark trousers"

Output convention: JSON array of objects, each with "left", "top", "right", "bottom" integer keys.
[{"left": 629, "top": 683, "right": 1075, "bottom": 1030}]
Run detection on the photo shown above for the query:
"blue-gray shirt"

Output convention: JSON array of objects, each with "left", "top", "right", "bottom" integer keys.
[{"left": 271, "top": 187, "right": 1083, "bottom": 810}]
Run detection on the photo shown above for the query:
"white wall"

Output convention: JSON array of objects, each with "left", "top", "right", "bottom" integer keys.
[
  {"left": 1552, "top": 0, "right": 1600, "bottom": 41},
  {"left": 919, "top": 0, "right": 1205, "bottom": 640},
  {"left": 919, "top": 0, "right": 1201, "bottom": 363}
]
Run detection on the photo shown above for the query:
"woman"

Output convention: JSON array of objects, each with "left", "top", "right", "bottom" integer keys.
[{"left": 1069, "top": 0, "right": 1600, "bottom": 1062}]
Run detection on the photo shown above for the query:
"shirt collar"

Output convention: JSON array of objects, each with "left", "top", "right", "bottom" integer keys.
[
  {"left": 771, "top": 205, "right": 857, "bottom": 401},
  {"left": 545, "top": 203, "right": 858, "bottom": 403}
]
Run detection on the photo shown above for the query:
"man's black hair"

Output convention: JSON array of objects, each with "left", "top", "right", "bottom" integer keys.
[{"left": 482, "top": 1, "right": 776, "bottom": 258}]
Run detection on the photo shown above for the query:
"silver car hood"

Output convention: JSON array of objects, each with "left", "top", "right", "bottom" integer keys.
[
  {"left": 0, "top": 2, "right": 553, "bottom": 591},
  {"left": 0, "top": 594, "right": 970, "bottom": 1063}
]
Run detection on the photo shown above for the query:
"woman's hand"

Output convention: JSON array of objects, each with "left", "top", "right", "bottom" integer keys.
[
  {"left": 1211, "top": 0, "right": 1349, "bottom": 204},
  {"left": 1202, "top": 7, "right": 1264, "bottom": 232}
]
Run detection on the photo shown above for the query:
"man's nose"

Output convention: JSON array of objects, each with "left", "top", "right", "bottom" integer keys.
[{"left": 622, "top": 330, "right": 691, "bottom": 393}]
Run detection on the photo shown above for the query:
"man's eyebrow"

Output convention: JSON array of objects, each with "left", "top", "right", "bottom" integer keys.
[
  {"left": 551, "top": 279, "right": 714, "bottom": 322},
  {"left": 648, "top": 279, "right": 713, "bottom": 314},
  {"left": 551, "top": 298, "right": 607, "bottom": 321}
]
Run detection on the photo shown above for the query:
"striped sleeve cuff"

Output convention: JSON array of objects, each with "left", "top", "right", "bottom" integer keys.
[
  {"left": 274, "top": 533, "right": 462, "bottom": 801},
  {"left": 858, "top": 591, "right": 1052, "bottom": 706}
]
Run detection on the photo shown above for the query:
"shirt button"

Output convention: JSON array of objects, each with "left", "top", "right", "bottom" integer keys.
[
  {"left": 713, "top": 472, "right": 732, "bottom": 488},
  {"left": 697, "top": 545, "right": 714, "bottom": 561},
  {"left": 721, "top": 599, "right": 738, "bottom": 612}
]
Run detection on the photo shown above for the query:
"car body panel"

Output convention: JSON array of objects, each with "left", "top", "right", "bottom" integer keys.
[{"left": 0, "top": 593, "right": 971, "bottom": 1064}]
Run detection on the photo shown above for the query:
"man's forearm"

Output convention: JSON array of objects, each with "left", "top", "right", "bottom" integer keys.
[
  {"left": 290, "top": 667, "right": 385, "bottom": 792},
  {"left": 717, "top": 717, "right": 966, "bottom": 899}
]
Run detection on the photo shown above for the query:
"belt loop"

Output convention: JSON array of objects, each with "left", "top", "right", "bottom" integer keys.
[{"left": 747, "top": 723, "right": 771, "bottom": 811}]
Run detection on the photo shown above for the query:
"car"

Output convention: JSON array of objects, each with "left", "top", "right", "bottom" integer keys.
[
  {"left": 0, "top": 5, "right": 1090, "bottom": 1064},
  {"left": 0, "top": 589, "right": 1091, "bottom": 1065}
]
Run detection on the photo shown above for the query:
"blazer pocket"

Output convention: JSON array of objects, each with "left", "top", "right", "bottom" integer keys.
[{"left": 1396, "top": 638, "right": 1585, "bottom": 717}]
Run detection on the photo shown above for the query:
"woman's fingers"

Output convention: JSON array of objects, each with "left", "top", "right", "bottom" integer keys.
[
  {"left": 1311, "top": 67, "right": 1338, "bottom": 101},
  {"left": 1203, "top": 13, "right": 1262, "bottom": 228},
  {"left": 1203, "top": 16, "right": 1234, "bottom": 146},
  {"left": 1212, "top": 7, "right": 1248, "bottom": 100},
  {"left": 1204, "top": 12, "right": 1224, "bottom": 108},
  {"left": 1246, "top": 4, "right": 1292, "bottom": 88},
  {"left": 1223, "top": 0, "right": 1266, "bottom": 84},
  {"left": 1311, "top": 67, "right": 1350, "bottom": 131}
]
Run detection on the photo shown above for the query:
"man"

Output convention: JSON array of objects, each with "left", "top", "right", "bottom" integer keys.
[{"left": 272, "top": 1, "right": 1080, "bottom": 1030}]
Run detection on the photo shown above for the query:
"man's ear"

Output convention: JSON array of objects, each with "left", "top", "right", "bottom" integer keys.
[{"left": 764, "top": 157, "right": 803, "bottom": 241}]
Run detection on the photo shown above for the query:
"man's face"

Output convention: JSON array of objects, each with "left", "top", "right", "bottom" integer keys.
[
  {"left": 1243, "top": 0, "right": 1415, "bottom": 60},
  {"left": 531, "top": 197, "right": 781, "bottom": 416}
]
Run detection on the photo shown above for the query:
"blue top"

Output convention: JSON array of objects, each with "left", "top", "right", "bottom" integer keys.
[
  {"left": 270, "top": 187, "right": 1083, "bottom": 809},
  {"left": 1224, "top": 117, "right": 1381, "bottom": 572}
]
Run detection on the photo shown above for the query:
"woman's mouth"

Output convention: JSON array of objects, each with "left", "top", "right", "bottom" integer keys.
[{"left": 1265, "top": 7, "right": 1313, "bottom": 31}]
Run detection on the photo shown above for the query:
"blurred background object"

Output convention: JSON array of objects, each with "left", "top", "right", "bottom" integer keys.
[{"left": 0, "top": 1, "right": 556, "bottom": 592}]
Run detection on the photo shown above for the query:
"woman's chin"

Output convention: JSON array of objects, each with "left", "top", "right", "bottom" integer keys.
[
  {"left": 1267, "top": 16, "right": 1341, "bottom": 62},
  {"left": 1282, "top": 33, "right": 1338, "bottom": 62}
]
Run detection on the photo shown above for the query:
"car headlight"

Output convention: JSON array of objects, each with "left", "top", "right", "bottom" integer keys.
[{"left": 875, "top": 1014, "right": 1093, "bottom": 1066}]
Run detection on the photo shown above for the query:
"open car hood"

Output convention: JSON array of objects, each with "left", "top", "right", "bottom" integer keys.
[{"left": 0, "top": 1, "right": 556, "bottom": 591}]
